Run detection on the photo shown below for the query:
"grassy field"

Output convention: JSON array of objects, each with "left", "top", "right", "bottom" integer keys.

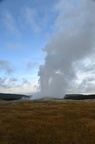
[{"left": 0, "top": 100, "right": 95, "bottom": 144}]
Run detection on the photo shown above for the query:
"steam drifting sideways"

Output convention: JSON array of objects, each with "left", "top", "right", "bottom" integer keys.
[{"left": 38, "top": 0, "right": 95, "bottom": 98}]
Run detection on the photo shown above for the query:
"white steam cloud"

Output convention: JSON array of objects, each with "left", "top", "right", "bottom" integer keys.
[{"left": 38, "top": 0, "right": 95, "bottom": 98}]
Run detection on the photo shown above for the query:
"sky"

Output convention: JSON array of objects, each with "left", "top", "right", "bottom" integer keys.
[
  {"left": 0, "top": 0, "right": 95, "bottom": 96},
  {"left": 0, "top": 0, "right": 58, "bottom": 94}
]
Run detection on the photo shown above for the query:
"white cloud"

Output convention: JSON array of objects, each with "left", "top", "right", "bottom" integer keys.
[
  {"left": 2, "top": 10, "right": 21, "bottom": 36},
  {"left": 7, "top": 42, "right": 22, "bottom": 50},
  {"left": 23, "top": 7, "right": 41, "bottom": 33},
  {"left": 52, "top": 0, "right": 95, "bottom": 33},
  {"left": 27, "top": 61, "right": 38, "bottom": 70},
  {"left": 22, "top": 6, "right": 54, "bottom": 34},
  {"left": 0, "top": 60, "right": 13, "bottom": 74}
]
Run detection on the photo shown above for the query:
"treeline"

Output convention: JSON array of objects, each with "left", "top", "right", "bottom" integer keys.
[
  {"left": 64, "top": 94, "right": 95, "bottom": 100},
  {"left": 0, "top": 93, "right": 30, "bottom": 101}
]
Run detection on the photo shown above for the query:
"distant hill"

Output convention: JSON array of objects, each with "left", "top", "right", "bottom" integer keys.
[
  {"left": 1, "top": 93, "right": 95, "bottom": 101},
  {"left": 34, "top": 94, "right": 95, "bottom": 101},
  {"left": 64, "top": 94, "right": 95, "bottom": 100},
  {"left": 0, "top": 93, "right": 30, "bottom": 101}
]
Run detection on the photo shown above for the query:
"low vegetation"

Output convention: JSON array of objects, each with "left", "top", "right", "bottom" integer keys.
[{"left": 0, "top": 100, "right": 95, "bottom": 144}]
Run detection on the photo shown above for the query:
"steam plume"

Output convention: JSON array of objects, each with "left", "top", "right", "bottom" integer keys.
[{"left": 38, "top": 0, "right": 95, "bottom": 98}]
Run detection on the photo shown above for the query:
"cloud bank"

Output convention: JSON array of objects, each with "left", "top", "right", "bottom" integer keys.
[{"left": 0, "top": 76, "right": 39, "bottom": 95}]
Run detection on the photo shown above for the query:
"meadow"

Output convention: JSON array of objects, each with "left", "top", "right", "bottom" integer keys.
[{"left": 0, "top": 100, "right": 95, "bottom": 144}]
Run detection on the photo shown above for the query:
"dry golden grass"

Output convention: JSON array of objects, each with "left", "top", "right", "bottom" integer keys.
[{"left": 0, "top": 100, "right": 95, "bottom": 144}]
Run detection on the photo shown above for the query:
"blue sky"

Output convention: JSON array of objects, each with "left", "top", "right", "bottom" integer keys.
[
  {"left": 0, "top": 0, "right": 59, "bottom": 94},
  {"left": 0, "top": 0, "right": 95, "bottom": 96}
]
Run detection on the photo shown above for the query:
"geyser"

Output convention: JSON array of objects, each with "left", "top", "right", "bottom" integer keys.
[{"left": 38, "top": 0, "right": 95, "bottom": 98}]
